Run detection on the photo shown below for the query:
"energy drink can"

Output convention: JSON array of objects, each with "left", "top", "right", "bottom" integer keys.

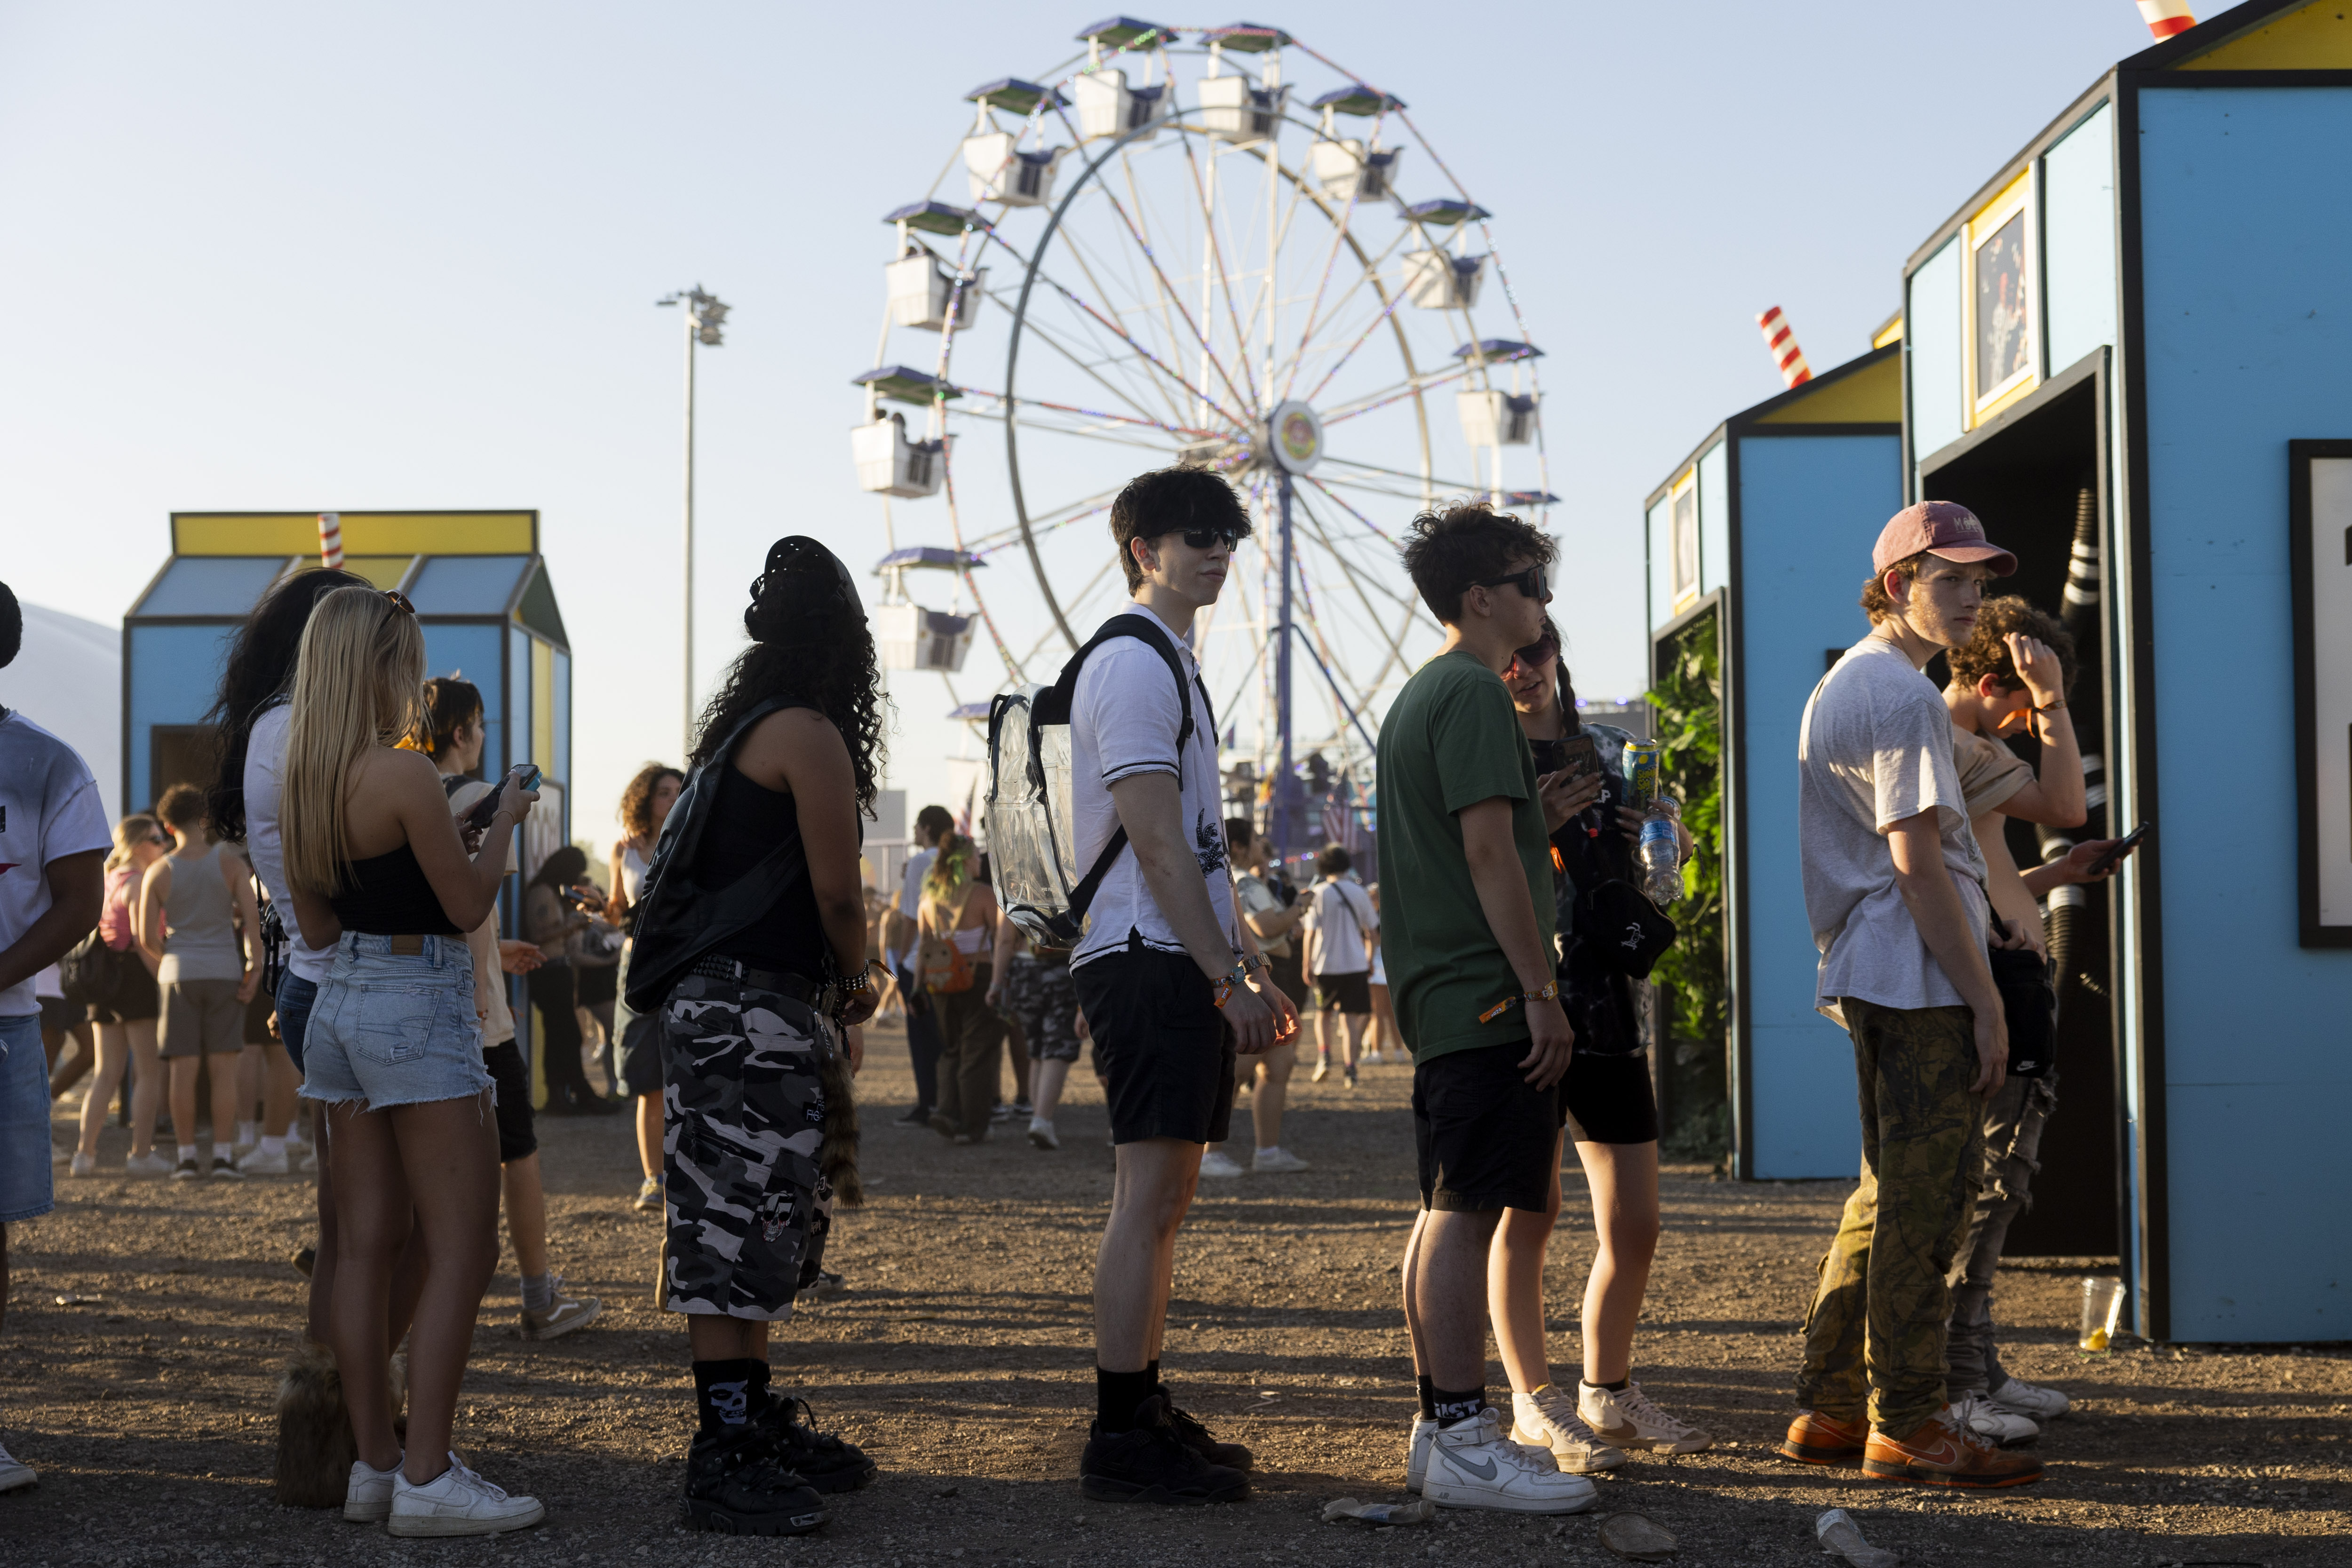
[{"left": 1624, "top": 740, "right": 1662, "bottom": 810}]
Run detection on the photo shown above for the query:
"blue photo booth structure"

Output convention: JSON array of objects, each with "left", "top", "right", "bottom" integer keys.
[
  {"left": 1657, "top": 0, "right": 2352, "bottom": 1343},
  {"left": 124, "top": 511, "right": 576, "bottom": 1100}
]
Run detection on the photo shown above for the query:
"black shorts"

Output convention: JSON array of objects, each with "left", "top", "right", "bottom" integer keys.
[
  {"left": 1072, "top": 947, "right": 1236, "bottom": 1147},
  {"left": 482, "top": 1039, "right": 540, "bottom": 1163},
  {"left": 89, "top": 949, "right": 160, "bottom": 1025},
  {"left": 1412, "top": 1042, "right": 1565, "bottom": 1213},
  {"left": 39, "top": 995, "right": 80, "bottom": 1037},
  {"left": 575, "top": 961, "right": 618, "bottom": 1009},
  {"left": 1313, "top": 971, "right": 1371, "bottom": 1015},
  {"left": 243, "top": 986, "right": 277, "bottom": 1047},
  {"left": 1264, "top": 947, "right": 1310, "bottom": 1010},
  {"left": 612, "top": 992, "right": 664, "bottom": 1097},
  {"left": 1563, "top": 1052, "right": 1660, "bottom": 1146}
]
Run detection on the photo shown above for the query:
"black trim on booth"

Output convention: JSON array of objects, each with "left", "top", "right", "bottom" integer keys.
[{"left": 2287, "top": 440, "right": 2352, "bottom": 949}]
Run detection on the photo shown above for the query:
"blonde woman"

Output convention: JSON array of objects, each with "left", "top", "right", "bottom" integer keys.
[
  {"left": 69, "top": 815, "right": 170, "bottom": 1176},
  {"left": 917, "top": 833, "right": 1004, "bottom": 1143},
  {"left": 279, "top": 586, "right": 544, "bottom": 1537}
]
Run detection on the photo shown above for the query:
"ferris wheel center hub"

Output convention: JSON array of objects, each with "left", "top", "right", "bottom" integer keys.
[{"left": 1268, "top": 399, "right": 1322, "bottom": 476}]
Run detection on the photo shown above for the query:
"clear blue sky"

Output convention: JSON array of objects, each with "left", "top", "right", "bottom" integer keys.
[{"left": 0, "top": 1, "right": 2152, "bottom": 830}]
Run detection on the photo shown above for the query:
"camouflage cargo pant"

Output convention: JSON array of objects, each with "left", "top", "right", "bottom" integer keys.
[
  {"left": 1001, "top": 954, "right": 1080, "bottom": 1063},
  {"left": 1946, "top": 1068, "right": 2059, "bottom": 1395},
  {"left": 1795, "top": 998, "right": 1986, "bottom": 1437},
  {"left": 660, "top": 972, "right": 834, "bottom": 1321}
]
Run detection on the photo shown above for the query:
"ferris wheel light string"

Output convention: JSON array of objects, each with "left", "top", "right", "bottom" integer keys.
[
  {"left": 1290, "top": 488, "right": 1422, "bottom": 693},
  {"left": 1297, "top": 473, "right": 1397, "bottom": 543},
  {"left": 1275, "top": 109, "right": 1380, "bottom": 408},
  {"left": 1174, "top": 127, "right": 1269, "bottom": 421}
]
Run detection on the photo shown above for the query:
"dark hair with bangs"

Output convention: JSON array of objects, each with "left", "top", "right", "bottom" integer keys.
[
  {"left": 1109, "top": 466, "right": 1253, "bottom": 590},
  {"left": 1400, "top": 500, "right": 1556, "bottom": 624}
]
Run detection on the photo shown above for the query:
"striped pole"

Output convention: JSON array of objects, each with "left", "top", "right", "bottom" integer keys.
[
  {"left": 2135, "top": 1, "right": 2195, "bottom": 39},
  {"left": 1754, "top": 305, "right": 1812, "bottom": 388},
  {"left": 317, "top": 512, "right": 343, "bottom": 568}
]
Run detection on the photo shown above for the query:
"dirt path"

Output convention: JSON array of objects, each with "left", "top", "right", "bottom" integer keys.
[{"left": 7, "top": 1019, "right": 2346, "bottom": 1564}]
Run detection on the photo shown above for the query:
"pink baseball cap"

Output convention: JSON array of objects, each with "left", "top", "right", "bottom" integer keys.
[{"left": 1872, "top": 500, "right": 2017, "bottom": 577}]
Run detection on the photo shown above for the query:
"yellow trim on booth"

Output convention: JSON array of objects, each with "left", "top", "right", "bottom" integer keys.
[
  {"left": 1754, "top": 353, "right": 1902, "bottom": 425},
  {"left": 1871, "top": 315, "right": 1904, "bottom": 350},
  {"left": 172, "top": 512, "right": 535, "bottom": 557},
  {"left": 2176, "top": 1, "right": 2352, "bottom": 69},
  {"left": 532, "top": 637, "right": 555, "bottom": 775},
  {"left": 338, "top": 556, "right": 417, "bottom": 590},
  {"left": 1963, "top": 167, "right": 2039, "bottom": 431}
]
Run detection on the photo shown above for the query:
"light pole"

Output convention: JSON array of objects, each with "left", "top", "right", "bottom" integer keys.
[{"left": 657, "top": 284, "right": 729, "bottom": 761}]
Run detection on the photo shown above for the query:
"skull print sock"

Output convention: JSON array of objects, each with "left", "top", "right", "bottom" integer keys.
[
  {"left": 1430, "top": 1384, "right": 1485, "bottom": 1426},
  {"left": 694, "top": 1358, "right": 763, "bottom": 1434}
]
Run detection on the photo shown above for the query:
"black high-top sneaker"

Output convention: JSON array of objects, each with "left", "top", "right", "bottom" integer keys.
[
  {"left": 1079, "top": 1395, "right": 1249, "bottom": 1504},
  {"left": 1160, "top": 1389, "right": 1255, "bottom": 1471},
  {"left": 755, "top": 1394, "right": 877, "bottom": 1493},
  {"left": 682, "top": 1423, "right": 829, "bottom": 1535}
]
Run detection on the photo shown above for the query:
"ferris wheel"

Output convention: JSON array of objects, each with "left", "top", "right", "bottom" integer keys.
[{"left": 852, "top": 16, "right": 1550, "bottom": 847}]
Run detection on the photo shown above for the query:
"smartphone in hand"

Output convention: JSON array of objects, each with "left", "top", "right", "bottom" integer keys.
[
  {"left": 463, "top": 764, "right": 540, "bottom": 833},
  {"left": 2086, "top": 821, "right": 2152, "bottom": 877}
]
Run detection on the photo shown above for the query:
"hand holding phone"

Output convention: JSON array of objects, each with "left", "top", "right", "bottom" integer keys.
[
  {"left": 2084, "top": 821, "right": 2151, "bottom": 879},
  {"left": 465, "top": 764, "right": 541, "bottom": 833}
]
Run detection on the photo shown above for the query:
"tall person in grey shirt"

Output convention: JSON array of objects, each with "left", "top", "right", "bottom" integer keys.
[{"left": 1776, "top": 502, "right": 2043, "bottom": 1492}]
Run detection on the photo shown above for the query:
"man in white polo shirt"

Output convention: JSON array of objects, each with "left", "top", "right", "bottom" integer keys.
[{"left": 1069, "top": 467, "right": 1297, "bottom": 1507}]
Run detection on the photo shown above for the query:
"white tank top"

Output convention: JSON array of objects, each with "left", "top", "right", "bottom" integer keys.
[{"left": 620, "top": 841, "right": 652, "bottom": 904}]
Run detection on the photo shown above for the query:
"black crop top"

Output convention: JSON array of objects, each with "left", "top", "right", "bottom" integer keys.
[
  {"left": 693, "top": 762, "right": 825, "bottom": 975},
  {"left": 332, "top": 844, "right": 463, "bottom": 936}
]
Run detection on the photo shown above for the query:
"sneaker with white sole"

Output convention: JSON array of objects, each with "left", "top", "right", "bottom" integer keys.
[
  {"left": 343, "top": 1454, "right": 403, "bottom": 1521},
  {"left": 0, "top": 1441, "right": 36, "bottom": 1493},
  {"left": 1027, "top": 1118, "right": 1060, "bottom": 1151},
  {"left": 1952, "top": 1391, "right": 2038, "bottom": 1448},
  {"left": 519, "top": 1282, "right": 602, "bottom": 1342},
  {"left": 1510, "top": 1385, "right": 1628, "bottom": 1473},
  {"left": 1403, "top": 1415, "right": 1434, "bottom": 1490},
  {"left": 209, "top": 1155, "right": 245, "bottom": 1181},
  {"left": 388, "top": 1453, "right": 546, "bottom": 1537},
  {"left": 124, "top": 1150, "right": 173, "bottom": 1178},
  {"left": 68, "top": 1152, "right": 96, "bottom": 1178},
  {"left": 1198, "top": 1150, "right": 1245, "bottom": 1178},
  {"left": 1251, "top": 1146, "right": 1310, "bottom": 1174},
  {"left": 237, "top": 1146, "right": 290, "bottom": 1177},
  {"left": 1309, "top": 1059, "right": 1330, "bottom": 1083},
  {"left": 170, "top": 1157, "right": 203, "bottom": 1181},
  {"left": 1986, "top": 1374, "right": 2070, "bottom": 1422},
  {"left": 634, "top": 1176, "right": 663, "bottom": 1213},
  {"left": 1419, "top": 1406, "right": 1596, "bottom": 1513},
  {"left": 1578, "top": 1379, "right": 1712, "bottom": 1454}
]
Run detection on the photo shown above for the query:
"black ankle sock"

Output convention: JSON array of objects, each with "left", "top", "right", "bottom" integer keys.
[
  {"left": 693, "top": 1358, "right": 763, "bottom": 1434},
  {"left": 1416, "top": 1374, "right": 1436, "bottom": 1419},
  {"left": 747, "top": 1358, "right": 776, "bottom": 1410},
  {"left": 1430, "top": 1384, "right": 1485, "bottom": 1425},
  {"left": 1583, "top": 1377, "right": 1629, "bottom": 1394},
  {"left": 1147, "top": 1357, "right": 1161, "bottom": 1395},
  {"left": 1097, "top": 1367, "right": 1156, "bottom": 1433}
]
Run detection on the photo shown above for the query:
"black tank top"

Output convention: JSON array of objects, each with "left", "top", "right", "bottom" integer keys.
[
  {"left": 694, "top": 762, "right": 825, "bottom": 975},
  {"left": 332, "top": 844, "right": 462, "bottom": 936}
]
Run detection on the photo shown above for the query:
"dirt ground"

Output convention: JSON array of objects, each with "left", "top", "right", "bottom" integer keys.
[{"left": 6, "top": 1017, "right": 2348, "bottom": 1566}]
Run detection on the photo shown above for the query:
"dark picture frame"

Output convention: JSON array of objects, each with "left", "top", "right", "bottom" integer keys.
[{"left": 2288, "top": 440, "right": 2352, "bottom": 947}]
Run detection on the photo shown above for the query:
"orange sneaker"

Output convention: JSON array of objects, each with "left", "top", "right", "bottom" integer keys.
[
  {"left": 1779, "top": 1409, "right": 1869, "bottom": 1465},
  {"left": 1862, "top": 1409, "right": 2045, "bottom": 1489}
]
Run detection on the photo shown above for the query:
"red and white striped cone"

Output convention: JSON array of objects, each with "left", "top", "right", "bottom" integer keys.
[
  {"left": 1755, "top": 306, "right": 1812, "bottom": 389},
  {"left": 318, "top": 512, "right": 343, "bottom": 569},
  {"left": 2135, "top": 1, "right": 2195, "bottom": 39}
]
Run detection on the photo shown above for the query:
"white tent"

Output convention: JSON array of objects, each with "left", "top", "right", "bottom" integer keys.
[{"left": 0, "top": 602, "right": 122, "bottom": 824}]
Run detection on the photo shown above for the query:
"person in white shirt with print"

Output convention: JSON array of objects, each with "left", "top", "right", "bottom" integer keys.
[{"left": 1300, "top": 844, "right": 1379, "bottom": 1093}]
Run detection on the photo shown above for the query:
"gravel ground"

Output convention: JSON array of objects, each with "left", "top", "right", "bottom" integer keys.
[{"left": 5, "top": 1017, "right": 2347, "bottom": 1565}]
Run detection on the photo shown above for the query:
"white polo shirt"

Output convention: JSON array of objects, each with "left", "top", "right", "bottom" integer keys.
[{"left": 1067, "top": 604, "right": 1239, "bottom": 971}]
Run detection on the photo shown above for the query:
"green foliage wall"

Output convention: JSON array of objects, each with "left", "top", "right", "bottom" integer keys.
[{"left": 1648, "top": 608, "right": 1729, "bottom": 1159}]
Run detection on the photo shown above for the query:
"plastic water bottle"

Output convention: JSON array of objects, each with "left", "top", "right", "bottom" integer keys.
[{"left": 1639, "top": 794, "right": 1684, "bottom": 907}]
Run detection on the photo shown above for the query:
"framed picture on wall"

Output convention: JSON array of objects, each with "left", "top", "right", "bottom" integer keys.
[
  {"left": 2289, "top": 442, "right": 2352, "bottom": 947},
  {"left": 1965, "top": 169, "right": 2039, "bottom": 426},
  {"left": 1669, "top": 468, "right": 1699, "bottom": 610}
]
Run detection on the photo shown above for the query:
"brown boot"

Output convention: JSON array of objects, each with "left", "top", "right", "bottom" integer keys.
[
  {"left": 1779, "top": 1409, "right": 1869, "bottom": 1465},
  {"left": 1862, "top": 1409, "right": 2045, "bottom": 1489}
]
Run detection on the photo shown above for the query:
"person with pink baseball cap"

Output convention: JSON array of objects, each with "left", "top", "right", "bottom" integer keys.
[{"left": 1775, "top": 501, "right": 2045, "bottom": 1490}]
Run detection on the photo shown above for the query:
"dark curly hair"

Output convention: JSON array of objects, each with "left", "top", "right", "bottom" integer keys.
[
  {"left": 1109, "top": 465, "right": 1253, "bottom": 590},
  {"left": 1400, "top": 500, "right": 1555, "bottom": 624},
  {"left": 1946, "top": 595, "right": 2076, "bottom": 695},
  {"left": 689, "top": 537, "right": 886, "bottom": 812},
  {"left": 204, "top": 567, "right": 372, "bottom": 843},
  {"left": 618, "top": 762, "right": 686, "bottom": 840}
]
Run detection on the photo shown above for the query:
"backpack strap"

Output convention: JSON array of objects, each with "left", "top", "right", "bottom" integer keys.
[{"left": 1052, "top": 613, "right": 1208, "bottom": 923}]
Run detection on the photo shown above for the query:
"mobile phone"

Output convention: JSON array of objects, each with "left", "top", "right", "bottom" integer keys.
[
  {"left": 1529, "top": 734, "right": 1601, "bottom": 785},
  {"left": 463, "top": 764, "right": 540, "bottom": 833},
  {"left": 2086, "top": 821, "right": 2151, "bottom": 877},
  {"left": 558, "top": 884, "right": 603, "bottom": 910}
]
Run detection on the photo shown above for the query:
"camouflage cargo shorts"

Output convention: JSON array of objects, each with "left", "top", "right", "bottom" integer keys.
[
  {"left": 660, "top": 972, "right": 835, "bottom": 1321},
  {"left": 1001, "top": 954, "right": 1080, "bottom": 1063}
]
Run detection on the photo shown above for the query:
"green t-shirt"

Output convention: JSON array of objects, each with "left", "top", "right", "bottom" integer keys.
[{"left": 1373, "top": 649, "right": 1556, "bottom": 1063}]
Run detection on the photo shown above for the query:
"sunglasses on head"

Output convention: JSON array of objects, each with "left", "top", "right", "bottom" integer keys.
[
  {"left": 383, "top": 589, "right": 416, "bottom": 614},
  {"left": 1160, "top": 527, "right": 1248, "bottom": 551},
  {"left": 1470, "top": 565, "right": 1550, "bottom": 603}
]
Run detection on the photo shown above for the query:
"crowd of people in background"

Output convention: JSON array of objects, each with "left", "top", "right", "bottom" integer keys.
[{"left": 0, "top": 465, "right": 2137, "bottom": 1524}]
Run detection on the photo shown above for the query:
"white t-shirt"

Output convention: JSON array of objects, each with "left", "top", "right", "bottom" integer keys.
[
  {"left": 1303, "top": 877, "right": 1378, "bottom": 977},
  {"left": 0, "top": 711, "right": 112, "bottom": 1016},
  {"left": 897, "top": 847, "right": 936, "bottom": 916},
  {"left": 1067, "top": 605, "right": 1239, "bottom": 971},
  {"left": 1798, "top": 638, "right": 1990, "bottom": 1020},
  {"left": 242, "top": 703, "right": 335, "bottom": 987}
]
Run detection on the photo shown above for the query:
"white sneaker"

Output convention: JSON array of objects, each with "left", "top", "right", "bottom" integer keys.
[
  {"left": 1403, "top": 1415, "right": 1435, "bottom": 1490},
  {"left": 1026, "top": 1118, "right": 1059, "bottom": 1151},
  {"left": 1419, "top": 1407, "right": 1596, "bottom": 1513},
  {"left": 343, "top": 1454, "right": 403, "bottom": 1521},
  {"left": 1578, "top": 1379, "right": 1712, "bottom": 1454},
  {"left": 237, "top": 1146, "right": 290, "bottom": 1177},
  {"left": 1952, "top": 1391, "right": 2038, "bottom": 1448},
  {"left": 0, "top": 1441, "right": 35, "bottom": 1493},
  {"left": 1198, "top": 1150, "right": 1245, "bottom": 1178},
  {"left": 68, "top": 1152, "right": 97, "bottom": 1178},
  {"left": 387, "top": 1453, "right": 546, "bottom": 1537},
  {"left": 1251, "top": 1146, "right": 1311, "bottom": 1174},
  {"left": 1987, "top": 1374, "right": 2070, "bottom": 1422},
  {"left": 1510, "top": 1385, "right": 1627, "bottom": 1473},
  {"left": 123, "top": 1150, "right": 173, "bottom": 1178},
  {"left": 518, "top": 1286, "right": 602, "bottom": 1343}
]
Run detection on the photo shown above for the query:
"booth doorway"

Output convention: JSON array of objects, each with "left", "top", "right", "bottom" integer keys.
[{"left": 1919, "top": 351, "right": 2120, "bottom": 1258}]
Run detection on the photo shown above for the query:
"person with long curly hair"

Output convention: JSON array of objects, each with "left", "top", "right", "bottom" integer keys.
[
  {"left": 605, "top": 762, "right": 683, "bottom": 1210},
  {"left": 624, "top": 536, "right": 884, "bottom": 1535}
]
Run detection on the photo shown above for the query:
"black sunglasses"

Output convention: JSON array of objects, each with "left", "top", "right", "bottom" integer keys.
[
  {"left": 1160, "top": 527, "right": 1248, "bottom": 551},
  {"left": 383, "top": 589, "right": 416, "bottom": 615},
  {"left": 1470, "top": 565, "right": 1551, "bottom": 602}
]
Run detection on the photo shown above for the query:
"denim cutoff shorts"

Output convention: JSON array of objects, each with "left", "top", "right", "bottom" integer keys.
[{"left": 298, "top": 932, "right": 490, "bottom": 1111}]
